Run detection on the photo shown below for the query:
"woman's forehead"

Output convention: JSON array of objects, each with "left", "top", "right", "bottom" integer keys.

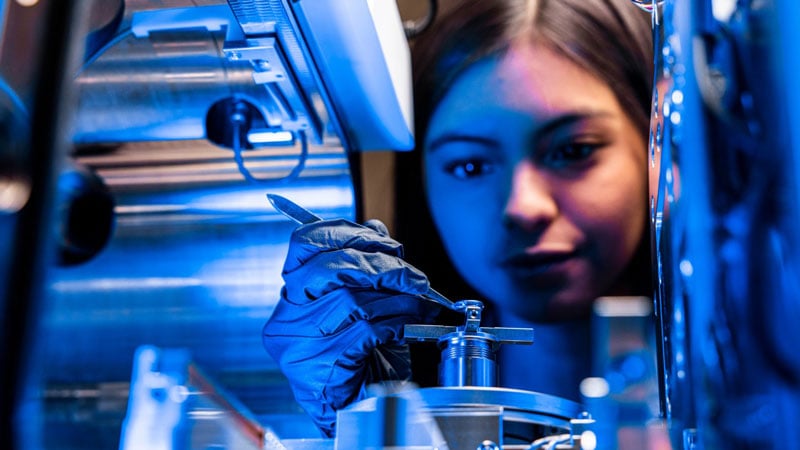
[{"left": 429, "top": 44, "right": 620, "bottom": 130}]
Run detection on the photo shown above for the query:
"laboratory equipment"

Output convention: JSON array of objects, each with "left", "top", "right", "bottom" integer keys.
[
  {"left": 121, "top": 299, "right": 599, "bottom": 450},
  {"left": 3, "top": 0, "right": 800, "bottom": 448},
  {"left": 649, "top": 0, "right": 800, "bottom": 448},
  {"left": 1, "top": 0, "right": 411, "bottom": 447}
]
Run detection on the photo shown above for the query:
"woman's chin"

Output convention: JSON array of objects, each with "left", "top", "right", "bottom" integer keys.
[{"left": 499, "top": 289, "right": 595, "bottom": 323}]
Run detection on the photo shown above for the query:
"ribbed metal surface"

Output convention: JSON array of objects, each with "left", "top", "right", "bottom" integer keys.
[
  {"left": 227, "top": 0, "right": 284, "bottom": 34},
  {"left": 226, "top": 0, "right": 315, "bottom": 99}
]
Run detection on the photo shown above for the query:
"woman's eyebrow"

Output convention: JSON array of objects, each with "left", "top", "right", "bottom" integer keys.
[
  {"left": 426, "top": 133, "right": 499, "bottom": 153},
  {"left": 427, "top": 111, "right": 614, "bottom": 152},
  {"left": 535, "top": 111, "right": 614, "bottom": 138}
]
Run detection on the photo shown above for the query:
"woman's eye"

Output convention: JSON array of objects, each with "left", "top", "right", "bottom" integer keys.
[
  {"left": 444, "top": 159, "right": 494, "bottom": 179},
  {"left": 545, "top": 142, "right": 601, "bottom": 166}
]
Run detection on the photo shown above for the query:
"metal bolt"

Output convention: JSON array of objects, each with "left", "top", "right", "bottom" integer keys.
[{"left": 477, "top": 440, "right": 500, "bottom": 450}]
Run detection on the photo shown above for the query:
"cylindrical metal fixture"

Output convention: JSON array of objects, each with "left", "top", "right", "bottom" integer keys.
[
  {"left": 73, "top": 29, "right": 275, "bottom": 144},
  {"left": 439, "top": 332, "right": 499, "bottom": 387},
  {"left": 406, "top": 299, "right": 533, "bottom": 388}
]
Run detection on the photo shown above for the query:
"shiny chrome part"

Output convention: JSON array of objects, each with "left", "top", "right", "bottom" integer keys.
[
  {"left": 72, "top": 26, "right": 327, "bottom": 146},
  {"left": 454, "top": 299, "right": 483, "bottom": 332},
  {"left": 477, "top": 440, "right": 500, "bottom": 450},
  {"left": 221, "top": 36, "right": 323, "bottom": 142},
  {"left": 419, "top": 386, "right": 584, "bottom": 448},
  {"left": 335, "top": 386, "right": 448, "bottom": 450},
  {"left": 340, "top": 385, "right": 588, "bottom": 450},
  {"left": 405, "top": 300, "right": 534, "bottom": 388},
  {"left": 73, "top": 2, "right": 334, "bottom": 147}
]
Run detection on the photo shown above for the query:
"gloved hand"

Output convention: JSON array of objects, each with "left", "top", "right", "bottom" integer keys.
[{"left": 262, "top": 218, "right": 443, "bottom": 437}]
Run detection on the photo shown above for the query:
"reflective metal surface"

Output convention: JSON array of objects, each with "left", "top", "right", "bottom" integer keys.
[
  {"left": 405, "top": 300, "right": 535, "bottom": 389},
  {"left": 73, "top": 28, "right": 276, "bottom": 144},
  {"left": 650, "top": 0, "right": 800, "bottom": 447},
  {"left": 1, "top": 0, "right": 419, "bottom": 447},
  {"left": 334, "top": 385, "right": 587, "bottom": 450},
  {"left": 42, "top": 140, "right": 353, "bottom": 446},
  {"left": 35, "top": 0, "right": 360, "bottom": 446},
  {"left": 419, "top": 386, "right": 586, "bottom": 449}
]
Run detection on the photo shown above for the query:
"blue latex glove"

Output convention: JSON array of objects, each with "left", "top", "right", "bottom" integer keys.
[{"left": 262, "top": 218, "right": 442, "bottom": 437}]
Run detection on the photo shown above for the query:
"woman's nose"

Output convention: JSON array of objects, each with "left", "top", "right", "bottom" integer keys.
[{"left": 502, "top": 161, "right": 557, "bottom": 232}]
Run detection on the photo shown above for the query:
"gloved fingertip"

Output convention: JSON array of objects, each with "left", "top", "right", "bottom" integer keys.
[{"left": 362, "top": 219, "right": 390, "bottom": 237}]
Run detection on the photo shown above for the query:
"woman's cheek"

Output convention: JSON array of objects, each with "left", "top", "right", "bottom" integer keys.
[
  {"left": 443, "top": 215, "right": 500, "bottom": 287},
  {"left": 433, "top": 205, "right": 470, "bottom": 257}
]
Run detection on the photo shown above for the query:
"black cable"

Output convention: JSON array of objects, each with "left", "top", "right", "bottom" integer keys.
[{"left": 230, "top": 101, "right": 308, "bottom": 185}]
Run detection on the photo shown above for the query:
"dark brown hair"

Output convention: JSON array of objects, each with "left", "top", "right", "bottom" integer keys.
[{"left": 413, "top": 0, "right": 653, "bottom": 144}]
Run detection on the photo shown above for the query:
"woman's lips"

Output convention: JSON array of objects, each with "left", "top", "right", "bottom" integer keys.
[{"left": 500, "top": 250, "right": 576, "bottom": 279}]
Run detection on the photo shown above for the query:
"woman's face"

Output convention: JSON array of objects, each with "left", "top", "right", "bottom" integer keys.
[{"left": 423, "top": 42, "right": 648, "bottom": 322}]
